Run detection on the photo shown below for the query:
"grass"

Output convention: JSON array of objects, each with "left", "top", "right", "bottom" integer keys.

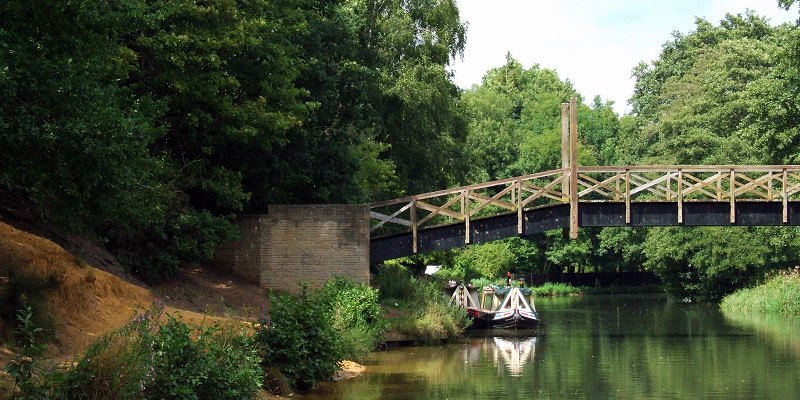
[
  {"left": 720, "top": 269, "right": 800, "bottom": 316},
  {"left": 375, "top": 264, "right": 471, "bottom": 342},
  {"left": 530, "top": 282, "right": 664, "bottom": 297},
  {"left": 531, "top": 282, "right": 585, "bottom": 296},
  {"left": 386, "top": 299, "right": 471, "bottom": 342}
]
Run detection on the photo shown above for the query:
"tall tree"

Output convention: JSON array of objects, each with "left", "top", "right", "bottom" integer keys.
[
  {"left": 622, "top": 12, "right": 800, "bottom": 299},
  {"left": 0, "top": 0, "right": 167, "bottom": 236},
  {"left": 355, "top": 0, "right": 470, "bottom": 194}
]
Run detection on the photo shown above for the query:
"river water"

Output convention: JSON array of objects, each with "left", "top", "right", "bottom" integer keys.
[{"left": 300, "top": 295, "right": 800, "bottom": 399}]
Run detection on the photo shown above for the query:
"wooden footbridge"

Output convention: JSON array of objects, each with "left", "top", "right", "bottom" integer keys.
[{"left": 369, "top": 99, "right": 800, "bottom": 263}]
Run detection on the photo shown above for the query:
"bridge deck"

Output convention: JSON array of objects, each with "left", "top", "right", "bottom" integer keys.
[{"left": 369, "top": 165, "right": 800, "bottom": 263}]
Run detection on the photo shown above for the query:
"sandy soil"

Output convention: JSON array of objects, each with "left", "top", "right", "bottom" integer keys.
[{"left": 0, "top": 220, "right": 363, "bottom": 398}]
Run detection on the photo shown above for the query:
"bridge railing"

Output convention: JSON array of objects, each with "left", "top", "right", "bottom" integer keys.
[
  {"left": 369, "top": 169, "right": 568, "bottom": 242},
  {"left": 370, "top": 165, "right": 800, "bottom": 241}
]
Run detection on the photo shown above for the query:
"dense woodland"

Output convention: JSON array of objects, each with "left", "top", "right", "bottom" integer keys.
[{"left": 1, "top": 0, "right": 799, "bottom": 300}]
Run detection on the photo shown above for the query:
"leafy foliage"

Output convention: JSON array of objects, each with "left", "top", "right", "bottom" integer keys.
[
  {"left": 721, "top": 268, "right": 800, "bottom": 315},
  {"left": 622, "top": 13, "right": 800, "bottom": 300},
  {"left": 0, "top": 0, "right": 470, "bottom": 279},
  {"left": 402, "top": 280, "right": 471, "bottom": 342},
  {"left": 314, "top": 278, "right": 385, "bottom": 361},
  {"left": 532, "top": 282, "right": 584, "bottom": 297},
  {"left": 256, "top": 287, "right": 343, "bottom": 391},
  {"left": 373, "top": 262, "right": 419, "bottom": 302},
  {"left": 4, "top": 306, "right": 57, "bottom": 400},
  {"left": 60, "top": 322, "right": 152, "bottom": 400},
  {"left": 144, "top": 317, "right": 262, "bottom": 400},
  {"left": 59, "top": 306, "right": 262, "bottom": 400}
]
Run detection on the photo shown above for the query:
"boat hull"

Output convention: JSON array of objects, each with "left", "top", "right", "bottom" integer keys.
[{"left": 467, "top": 308, "right": 539, "bottom": 329}]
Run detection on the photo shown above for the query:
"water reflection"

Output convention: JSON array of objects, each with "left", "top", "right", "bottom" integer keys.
[
  {"left": 462, "top": 335, "right": 538, "bottom": 377},
  {"left": 299, "top": 295, "right": 800, "bottom": 400},
  {"left": 492, "top": 336, "right": 536, "bottom": 376},
  {"left": 721, "top": 310, "right": 800, "bottom": 355}
]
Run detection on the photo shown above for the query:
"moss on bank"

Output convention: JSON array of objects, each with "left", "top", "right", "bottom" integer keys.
[{"left": 720, "top": 269, "right": 800, "bottom": 316}]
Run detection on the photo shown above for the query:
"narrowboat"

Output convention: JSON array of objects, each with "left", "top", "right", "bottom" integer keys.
[{"left": 449, "top": 283, "right": 539, "bottom": 329}]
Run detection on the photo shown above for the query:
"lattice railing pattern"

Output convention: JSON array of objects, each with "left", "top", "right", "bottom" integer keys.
[
  {"left": 370, "top": 169, "right": 567, "bottom": 240},
  {"left": 370, "top": 165, "right": 800, "bottom": 247}
]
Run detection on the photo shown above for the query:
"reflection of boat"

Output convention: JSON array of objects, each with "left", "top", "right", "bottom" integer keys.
[
  {"left": 492, "top": 336, "right": 537, "bottom": 376},
  {"left": 449, "top": 284, "right": 539, "bottom": 329},
  {"left": 460, "top": 335, "right": 539, "bottom": 377}
]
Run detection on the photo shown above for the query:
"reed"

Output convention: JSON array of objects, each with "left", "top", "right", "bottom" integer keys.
[
  {"left": 720, "top": 269, "right": 800, "bottom": 316},
  {"left": 532, "top": 282, "right": 584, "bottom": 297}
]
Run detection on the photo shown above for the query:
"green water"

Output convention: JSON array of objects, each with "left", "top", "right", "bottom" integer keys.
[{"left": 301, "top": 295, "right": 800, "bottom": 399}]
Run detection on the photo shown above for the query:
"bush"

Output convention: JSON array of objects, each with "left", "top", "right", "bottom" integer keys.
[
  {"left": 532, "top": 282, "right": 585, "bottom": 296},
  {"left": 255, "top": 287, "right": 343, "bottom": 391},
  {"left": 121, "top": 210, "right": 238, "bottom": 282},
  {"left": 469, "top": 277, "right": 494, "bottom": 290},
  {"left": 60, "top": 306, "right": 262, "bottom": 400},
  {"left": 59, "top": 325, "right": 150, "bottom": 400},
  {"left": 1, "top": 257, "right": 64, "bottom": 342},
  {"left": 393, "top": 280, "right": 471, "bottom": 342},
  {"left": 4, "top": 306, "right": 60, "bottom": 400},
  {"left": 314, "top": 278, "right": 384, "bottom": 361},
  {"left": 720, "top": 268, "right": 800, "bottom": 316},
  {"left": 373, "top": 263, "right": 416, "bottom": 302},
  {"left": 146, "top": 317, "right": 261, "bottom": 400}
]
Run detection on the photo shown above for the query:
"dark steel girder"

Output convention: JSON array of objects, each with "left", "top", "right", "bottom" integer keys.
[{"left": 370, "top": 201, "right": 800, "bottom": 264}]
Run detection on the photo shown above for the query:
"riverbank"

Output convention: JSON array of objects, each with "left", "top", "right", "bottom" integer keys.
[
  {"left": 531, "top": 282, "right": 664, "bottom": 296},
  {"left": 720, "top": 268, "right": 800, "bottom": 316},
  {"left": 0, "top": 220, "right": 365, "bottom": 399}
]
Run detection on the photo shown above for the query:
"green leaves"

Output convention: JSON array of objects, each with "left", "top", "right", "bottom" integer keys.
[{"left": 256, "top": 288, "right": 343, "bottom": 391}]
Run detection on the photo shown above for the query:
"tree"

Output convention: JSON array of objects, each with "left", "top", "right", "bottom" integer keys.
[
  {"left": 358, "top": 0, "right": 470, "bottom": 194},
  {"left": 626, "top": 12, "right": 800, "bottom": 298},
  {"left": 0, "top": 0, "right": 167, "bottom": 240}
]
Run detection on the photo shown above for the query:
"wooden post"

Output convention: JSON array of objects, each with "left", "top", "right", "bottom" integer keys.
[
  {"left": 569, "top": 97, "right": 579, "bottom": 239},
  {"left": 561, "top": 103, "right": 570, "bottom": 200},
  {"left": 625, "top": 169, "right": 631, "bottom": 224},
  {"left": 411, "top": 199, "right": 418, "bottom": 253},
  {"left": 768, "top": 171, "right": 774, "bottom": 200},
  {"left": 666, "top": 173, "right": 672, "bottom": 201},
  {"left": 783, "top": 169, "right": 788, "bottom": 224},
  {"left": 729, "top": 170, "right": 736, "bottom": 224},
  {"left": 677, "top": 169, "right": 683, "bottom": 224},
  {"left": 464, "top": 190, "right": 471, "bottom": 244},
  {"left": 517, "top": 180, "right": 523, "bottom": 235}
]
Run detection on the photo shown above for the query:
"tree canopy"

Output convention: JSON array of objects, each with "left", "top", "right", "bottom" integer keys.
[
  {"left": 2, "top": 0, "right": 799, "bottom": 299},
  {"left": 0, "top": 0, "right": 468, "bottom": 279}
]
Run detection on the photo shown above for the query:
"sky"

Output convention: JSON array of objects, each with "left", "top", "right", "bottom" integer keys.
[{"left": 451, "top": 0, "right": 798, "bottom": 115}]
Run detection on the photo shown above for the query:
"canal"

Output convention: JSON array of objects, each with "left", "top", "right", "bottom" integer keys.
[{"left": 300, "top": 294, "right": 800, "bottom": 399}]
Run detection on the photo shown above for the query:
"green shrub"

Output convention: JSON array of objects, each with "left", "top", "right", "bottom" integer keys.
[
  {"left": 122, "top": 210, "right": 238, "bottom": 282},
  {"left": 469, "top": 277, "right": 494, "bottom": 290},
  {"left": 60, "top": 306, "right": 261, "bottom": 400},
  {"left": 1, "top": 262, "right": 64, "bottom": 342},
  {"left": 199, "top": 327, "right": 262, "bottom": 400},
  {"left": 59, "top": 325, "right": 150, "bottom": 400},
  {"left": 721, "top": 269, "right": 800, "bottom": 316},
  {"left": 373, "top": 263, "right": 416, "bottom": 302},
  {"left": 4, "top": 306, "right": 60, "bottom": 400},
  {"left": 393, "top": 280, "right": 471, "bottom": 342},
  {"left": 255, "top": 287, "right": 343, "bottom": 391},
  {"left": 314, "top": 278, "right": 384, "bottom": 361},
  {"left": 411, "top": 298, "right": 471, "bottom": 342},
  {"left": 532, "top": 282, "right": 584, "bottom": 296},
  {"left": 144, "top": 317, "right": 261, "bottom": 400}
]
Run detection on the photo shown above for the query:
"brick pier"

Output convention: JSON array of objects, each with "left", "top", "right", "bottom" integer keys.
[{"left": 212, "top": 204, "right": 370, "bottom": 295}]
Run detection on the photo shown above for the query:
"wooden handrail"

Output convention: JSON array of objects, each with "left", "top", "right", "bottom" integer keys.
[{"left": 369, "top": 164, "right": 800, "bottom": 245}]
